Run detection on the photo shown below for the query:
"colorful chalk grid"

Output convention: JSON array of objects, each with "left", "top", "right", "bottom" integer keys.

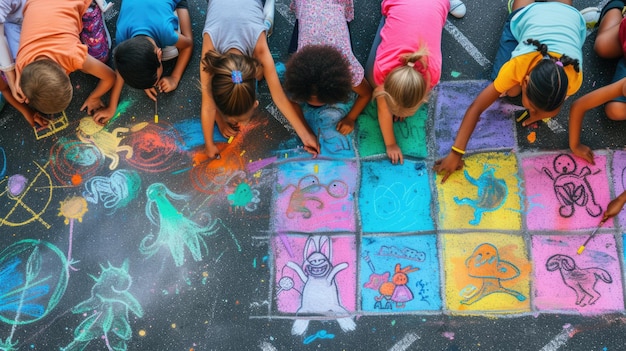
[
  {"left": 359, "top": 234, "right": 441, "bottom": 312},
  {"left": 435, "top": 152, "right": 521, "bottom": 230},
  {"left": 301, "top": 103, "right": 356, "bottom": 158},
  {"left": 355, "top": 100, "right": 428, "bottom": 159},
  {"left": 359, "top": 159, "right": 433, "bottom": 233},
  {"left": 521, "top": 152, "right": 611, "bottom": 231},
  {"left": 271, "top": 159, "right": 357, "bottom": 233},
  {"left": 271, "top": 233, "right": 357, "bottom": 314},
  {"left": 532, "top": 234, "right": 623, "bottom": 313},
  {"left": 431, "top": 80, "right": 521, "bottom": 159},
  {"left": 441, "top": 233, "right": 531, "bottom": 314},
  {"left": 610, "top": 150, "right": 626, "bottom": 227}
]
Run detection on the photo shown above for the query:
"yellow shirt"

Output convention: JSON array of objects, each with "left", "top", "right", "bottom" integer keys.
[{"left": 493, "top": 51, "right": 582, "bottom": 97}]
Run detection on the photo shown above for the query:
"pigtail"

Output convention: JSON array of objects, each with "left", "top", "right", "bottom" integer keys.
[
  {"left": 524, "top": 38, "right": 575, "bottom": 112},
  {"left": 400, "top": 46, "right": 429, "bottom": 70}
]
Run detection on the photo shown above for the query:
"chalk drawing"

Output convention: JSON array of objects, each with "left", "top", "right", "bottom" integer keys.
[
  {"left": 356, "top": 100, "right": 428, "bottom": 159},
  {"left": 542, "top": 153, "right": 602, "bottom": 218},
  {"left": 532, "top": 235, "right": 623, "bottom": 313},
  {"left": 453, "top": 165, "right": 508, "bottom": 225},
  {"left": 360, "top": 235, "right": 441, "bottom": 312},
  {"left": 61, "top": 261, "right": 143, "bottom": 351},
  {"left": 227, "top": 181, "right": 261, "bottom": 211},
  {"left": 0, "top": 240, "right": 68, "bottom": 350},
  {"left": 301, "top": 103, "right": 355, "bottom": 158},
  {"left": 83, "top": 169, "right": 142, "bottom": 213},
  {"left": 57, "top": 196, "right": 89, "bottom": 271},
  {"left": 77, "top": 117, "right": 145, "bottom": 170},
  {"left": 121, "top": 123, "right": 180, "bottom": 172},
  {"left": 460, "top": 243, "right": 526, "bottom": 305},
  {"left": 359, "top": 160, "right": 433, "bottom": 233},
  {"left": 523, "top": 152, "right": 611, "bottom": 231},
  {"left": 283, "top": 235, "right": 355, "bottom": 335},
  {"left": 273, "top": 160, "right": 356, "bottom": 233},
  {"left": 546, "top": 254, "right": 612, "bottom": 306},
  {"left": 0, "top": 161, "right": 53, "bottom": 229},
  {"left": 50, "top": 137, "right": 105, "bottom": 185}
]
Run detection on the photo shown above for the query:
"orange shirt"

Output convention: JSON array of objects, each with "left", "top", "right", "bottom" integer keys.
[{"left": 15, "top": 0, "right": 90, "bottom": 75}]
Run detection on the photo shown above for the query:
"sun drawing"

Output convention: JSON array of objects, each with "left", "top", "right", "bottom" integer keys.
[{"left": 58, "top": 196, "right": 89, "bottom": 224}]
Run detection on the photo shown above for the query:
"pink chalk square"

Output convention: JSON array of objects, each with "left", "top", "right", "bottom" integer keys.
[
  {"left": 271, "top": 160, "right": 357, "bottom": 233},
  {"left": 271, "top": 233, "right": 356, "bottom": 314},
  {"left": 532, "top": 234, "right": 623, "bottom": 313},
  {"left": 611, "top": 150, "right": 626, "bottom": 226},
  {"left": 521, "top": 152, "right": 611, "bottom": 231}
]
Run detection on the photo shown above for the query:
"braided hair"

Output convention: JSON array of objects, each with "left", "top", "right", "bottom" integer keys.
[{"left": 524, "top": 39, "right": 579, "bottom": 112}]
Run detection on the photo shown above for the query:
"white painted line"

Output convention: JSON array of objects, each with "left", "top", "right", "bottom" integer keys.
[
  {"left": 539, "top": 325, "right": 574, "bottom": 351},
  {"left": 444, "top": 21, "right": 491, "bottom": 68},
  {"left": 388, "top": 332, "right": 420, "bottom": 351},
  {"left": 275, "top": 0, "right": 295, "bottom": 26}
]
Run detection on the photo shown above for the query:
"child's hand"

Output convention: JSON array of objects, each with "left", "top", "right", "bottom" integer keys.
[
  {"left": 215, "top": 117, "right": 239, "bottom": 138},
  {"left": 571, "top": 144, "right": 595, "bottom": 165},
  {"left": 336, "top": 117, "right": 355, "bottom": 135},
  {"left": 298, "top": 130, "right": 320, "bottom": 157},
  {"left": 144, "top": 87, "right": 158, "bottom": 101},
  {"left": 92, "top": 106, "right": 116, "bottom": 126},
  {"left": 80, "top": 97, "right": 105, "bottom": 116},
  {"left": 157, "top": 76, "right": 180, "bottom": 93},
  {"left": 385, "top": 143, "right": 403, "bottom": 165},
  {"left": 433, "top": 153, "right": 465, "bottom": 183},
  {"left": 604, "top": 193, "right": 626, "bottom": 220},
  {"left": 204, "top": 142, "right": 220, "bottom": 159},
  {"left": 23, "top": 110, "right": 49, "bottom": 128}
]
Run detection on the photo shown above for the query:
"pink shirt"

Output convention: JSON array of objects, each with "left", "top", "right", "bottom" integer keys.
[{"left": 373, "top": 0, "right": 449, "bottom": 88}]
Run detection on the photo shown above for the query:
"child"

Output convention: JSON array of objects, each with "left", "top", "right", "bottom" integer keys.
[
  {"left": 365, "top": 0, "right": 451, "bottom": 165},
  {"left": 283, "top": 0, "right": 372, "bottom": 136},
  {"left": 433, "top": 0, "right": 586, "bottom": 183},
  {"left": 12, "top": 0, "right": 116, "bottom": 117},
  {"left": 200, "top": 0, "right": 319, "bottom": 159},
  {"left": 0, "top": 0, "right": 47, "bottom": 127},
  {"left": 93, "top": 0, "right": 193, "bottom": 125}
]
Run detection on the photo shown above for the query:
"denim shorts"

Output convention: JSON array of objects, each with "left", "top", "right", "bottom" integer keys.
[
  {"left": 611, "top": 58, "right": 626, "bottom": 103},
  {"left": 491, "top": 8, "right": 523, "bottom": 80}
]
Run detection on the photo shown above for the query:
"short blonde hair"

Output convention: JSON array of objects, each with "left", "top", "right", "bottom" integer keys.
[
  {"left": 20, "top": 59, "right": 72, "bottom": 114},
  {"left": 378, "top": 47, "right": 430, "bottom": 117}
]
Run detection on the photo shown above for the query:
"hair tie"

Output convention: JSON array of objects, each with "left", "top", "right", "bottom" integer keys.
[
  {"left": 231, "top": 70, "right": 243, "bottom": 84},
  {"left": 407, "top": 61, "right": 415, "bottom": 68},
  {"left": 555, "top": 61, "right": 563, "bottom": 67}
]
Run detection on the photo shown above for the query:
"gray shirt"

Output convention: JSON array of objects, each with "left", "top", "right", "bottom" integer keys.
[{"left": 203, "top": 0, "right": 267, "bottom": 56}]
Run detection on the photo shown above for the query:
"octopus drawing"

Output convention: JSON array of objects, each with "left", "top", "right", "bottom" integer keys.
[
  {"left": 277, "top": 175, "right": 348, "bottom": 219},
  {"left": 140, "top": 183, "right": 220, "bottom": 267}
]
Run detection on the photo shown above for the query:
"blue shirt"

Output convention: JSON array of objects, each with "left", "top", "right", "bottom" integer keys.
[{"left": 116, "top": 0, "right": 180, "bottom": 48}]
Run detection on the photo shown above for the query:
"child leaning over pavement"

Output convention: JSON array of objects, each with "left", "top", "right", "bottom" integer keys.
[
  {"left": 200, "top": 0, "right": 320, "bottom": 159},
  {"left": 0, "top": 0, "right": 47, "bottom": 127},
  {"left": 433, "top": 0, "right": 586, "bottom": 183},
  {"left": 365, "top": 0, "right": 460, "bottom": 165},
  {"left": 283, "top": 0, "right": 372, "bottom": 136},
  {"left": 569, "top": 2, "right": 626, "bottom": 164},
  {"left": 93, "top": 0, "right": 193, "bottom": 125},
  {"left": 11, "top": 0, "right": 115, "bottom": 120}
]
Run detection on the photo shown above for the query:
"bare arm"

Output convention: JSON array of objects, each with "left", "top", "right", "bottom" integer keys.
[
  {"left": 433, "top": 82, "right": 500, "bottom": 183},
  {"left": 254, "top": 34, "right": 320, "bottom": 156},
  {"left": 92, "top": 70, "right": 124, "bottom": 125},
  {"left": 336, "top": 78, "right": 372, "bottom": 135},
  {"left": 569, "top": 78, "right": 626, "bottom": 164},
  {"left": 157, "top": 8, "right": 193, "bottom": 93},
  {"left": 373, "top": 85, "right": 403, "bottom": 164},
  {"left": 199, "top": 33, "right": 221, "bottom": 158},
  {"left": 79, "top": 55, "right": 116, "bottom": 115}
]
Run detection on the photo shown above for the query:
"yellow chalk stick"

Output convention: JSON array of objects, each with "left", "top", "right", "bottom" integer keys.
[
  {"left": 516, "top": 110, "right": 528, "bottom": 122},
  {"left": 576, "top": 245, "right": 585, "bottom": 255},
  {"left": 228, "top": 136, "right": 234, "bottom": 144},
  {"left": 314, "top": 164, "right": 319, "bottom": 173},
  {"left": 154, "top": 114, "right": 158, "bottom": 123}
]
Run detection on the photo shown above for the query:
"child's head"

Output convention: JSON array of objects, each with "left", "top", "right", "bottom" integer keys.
[
  {"left": 284, "top": 45, "right": 352, "bottom": 106},
  {"left": 202, "top": 50, "right": 261, "bottom": 127},
  {"left": 523, "top": 39, "right": 579, "bottom": 119},
  {"left": 20, "top": 59, "right": 72, "bottom": 114},
  {"left": 377, "top": 47, "right": 430, "bottom": 118},
  {"left": 114, "top": 36, "right": 162, "bottom": 89}
]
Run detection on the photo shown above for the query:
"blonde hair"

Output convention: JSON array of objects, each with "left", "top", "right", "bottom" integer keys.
[
  {"left": 20, "top": 59, "right": 72, "bottom": 114},
  {"left": 202, "top": 50, "right": 261, "bottom": 117},
  {"left": 376, "top": 47, "right": 430, "bottom": 116}
]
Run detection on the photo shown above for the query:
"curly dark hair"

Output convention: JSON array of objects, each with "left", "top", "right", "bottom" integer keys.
[{"left": 284, "top": 44, "right": 352, "bottom": 104}]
